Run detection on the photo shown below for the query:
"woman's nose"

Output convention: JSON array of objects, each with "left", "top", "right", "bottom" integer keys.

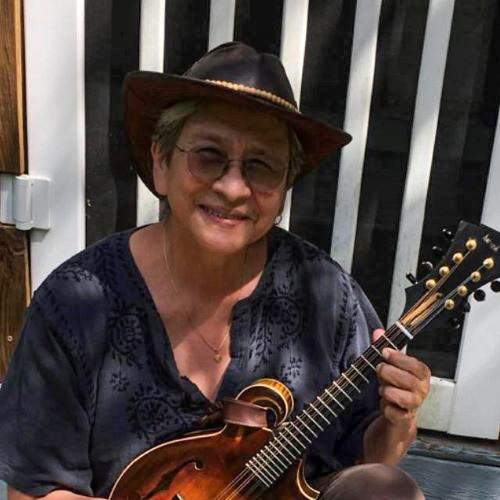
[{"left": 211, "top": 161, "right": 253, "bottom": 201}]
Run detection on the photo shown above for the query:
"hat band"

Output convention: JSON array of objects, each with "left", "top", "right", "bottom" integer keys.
[{"left": 205, "top": 79, "right": 299, "bottom": 113}]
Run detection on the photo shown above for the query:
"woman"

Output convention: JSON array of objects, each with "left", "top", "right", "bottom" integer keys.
[{"left": 0, "top": 42, "right": 429, "bottom": 499}]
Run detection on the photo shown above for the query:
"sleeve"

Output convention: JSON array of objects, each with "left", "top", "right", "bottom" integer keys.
[
  {"left": 332, "top": 276, "right": 383, "bottom": 468},
  {"left": 0, "top": 300, "right": 93, "bottom": 496}
]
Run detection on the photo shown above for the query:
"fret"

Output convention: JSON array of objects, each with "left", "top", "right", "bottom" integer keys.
[
  {"left": 296, "top": 415, "right": 318, "bottom": 437},
  {"left": 382, "top": 333, "right": 398, "bottom": 349},
  {"left": 268, "top": 440, "right": 294, "bottom": 463},
  {"left": 281, "top": 425, "right": 306, "bottom": 451},
  {"left": 259, "top": 448, "right": 286, "bottom": 476},
  {"left": 247, "top": 459, "right": 273, "bottom": 486},
  {"left": 395, "top": 321, "right": 414, "bottom": 340},
  {"left": 261, "top": 446, "right": 290, "bottom": 473},
  {"left": 333, "top": 381, "right": 353, "bottom": 402},
  {"left": 342, "top": 373, "right": 361, "bottom": 393},
  {"left": 309, "top": 403, "right": 330, "bottom": 424},
  {"left": 316, "top": 396, "right": 338, "bottom": 417},
  {"left": 289, "top": 421, "right": 312, "bottom": 443},
  {"left": 371, "top": 345, "right": 383, "bottom": 357},
  {"left": 360, "top": 354, "right": 376, "bottom": 371},
  {"left": 351, "top": 364, "right": 369, "bottom": 383},
  {"left": 324, "top": 388, "right": 345, "bottom": 409},
  {"left": 303, "top": 410, "right": 325, "bottom": 431},
  {"left": 278, "top": 430, "right": 302, "bottom": 455}
]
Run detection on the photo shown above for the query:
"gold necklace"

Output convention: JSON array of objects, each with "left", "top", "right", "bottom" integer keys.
[{"left": 162, "top": 225, "right": 237, "bottom": 363}]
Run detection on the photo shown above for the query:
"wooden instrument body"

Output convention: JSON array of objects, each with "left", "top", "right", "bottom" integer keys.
[{"left": 109, "top": 379, "right": 319, "bottom": 499}]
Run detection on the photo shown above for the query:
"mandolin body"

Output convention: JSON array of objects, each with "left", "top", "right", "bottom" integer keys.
[{"left": 109, "top": 379, "right": 319, "bottom": 500}]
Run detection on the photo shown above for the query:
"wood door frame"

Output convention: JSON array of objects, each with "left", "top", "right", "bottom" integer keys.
[{"left": 0, "top": 0, "right": 29, "bottom": 380}]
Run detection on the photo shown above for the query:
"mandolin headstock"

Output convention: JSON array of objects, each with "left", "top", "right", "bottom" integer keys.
[{"left": 401, "top": 221, "right": 500, "bottom": 334}]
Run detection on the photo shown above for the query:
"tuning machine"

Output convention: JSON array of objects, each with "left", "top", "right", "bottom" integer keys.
[
  {"left": 420, "top": 261, "right": 434, "bottom": 275},
  {"left": 491, "top": 281, "right": 500, "bottom": 293},
  {"left": 432, "top": 246, "right": 445, "bottom": 258},
  {"left": 473, "top": 290, "right": 486, "bottom": 302},
  {"left": 406, "top": 273, "right": 418, "bottom": 285},
  {"left": 442, "top": 228, "right": 454, "bottom": 241}
]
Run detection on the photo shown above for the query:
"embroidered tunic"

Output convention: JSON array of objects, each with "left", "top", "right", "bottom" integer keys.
[{"left": 0, "top": 227, "right": 381, "bottom": 497}]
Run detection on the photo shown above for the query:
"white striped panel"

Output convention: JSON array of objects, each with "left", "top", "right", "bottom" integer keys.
[
  {"left": 208, "top": 0, "right": 236, "bottom": 50},
  {"left": 136, "top": 0, "right": 165, "bottom": 226},
  {"left": 24, "top": 0, "right": 86, "bottom": 291},
  {"left": 330, "top": 0, "right": 382, "bottom": 270},
  {"left": 278, "top": 0, "right": 310, "bottom": 231},
  {"left": 448, "top": 104, "right": 500, "bottom": 439},
  {"left": 388, "top": 0, "right": 455, "bottom": 324}
]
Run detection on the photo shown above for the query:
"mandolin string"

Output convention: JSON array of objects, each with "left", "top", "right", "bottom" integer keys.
[
  {"left": 215, "top": 266, "right": 477, "bottom": 499},
  {"left": 216, "top": 323, "right": 405, "bottom": 499}
]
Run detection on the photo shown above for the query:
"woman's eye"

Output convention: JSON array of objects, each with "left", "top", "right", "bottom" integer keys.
[
  {"left": 196, "top": 147, "right": 224, "bottom": 158},
  {"left": 247, "top": 159, "right": 276, "bottom": 172}
]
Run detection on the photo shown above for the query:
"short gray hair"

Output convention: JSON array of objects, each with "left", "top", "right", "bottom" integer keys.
[{"left": 152, "top": 99, "right": 304, "bottom": 188}]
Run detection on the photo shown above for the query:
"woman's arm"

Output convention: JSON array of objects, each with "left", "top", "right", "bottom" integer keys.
[{"left": 8, "top": 486, "right": 106, "bottom": 500}]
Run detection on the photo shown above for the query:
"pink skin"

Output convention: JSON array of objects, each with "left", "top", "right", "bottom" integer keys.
[
  {"left": 372, "top": 329, "right": 431, "bottom": 424},
  {"left": 152, "top": 101, "right": 289, "bottom": 261}
]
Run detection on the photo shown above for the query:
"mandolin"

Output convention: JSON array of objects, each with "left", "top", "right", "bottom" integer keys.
[{"left": 109, "top": 221, "right": 500, "bottom": 500}]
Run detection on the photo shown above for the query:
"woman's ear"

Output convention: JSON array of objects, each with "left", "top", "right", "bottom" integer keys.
[{"left": 151, "top": 142, "right": 168, "bottom": 196}]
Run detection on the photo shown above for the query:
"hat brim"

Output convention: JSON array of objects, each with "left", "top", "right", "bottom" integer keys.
[{"left": 124, "top": 71, "right": 352, "bottom": 196}]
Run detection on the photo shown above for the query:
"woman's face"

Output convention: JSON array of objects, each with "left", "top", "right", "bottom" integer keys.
[{"left": 153, "top": 100, "right": 289, "bottom": 256}]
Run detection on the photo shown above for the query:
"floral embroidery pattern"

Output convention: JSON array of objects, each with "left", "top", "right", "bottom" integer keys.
[
  {"left": 108, "top": 302, "right": 147, "bottom": 368},
  {"left": 127, "top": 384, "right": 188, "bottom": 444}
]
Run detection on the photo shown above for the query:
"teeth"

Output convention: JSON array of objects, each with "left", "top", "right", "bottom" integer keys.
[{"left": 204, "top": 207, "right": 244, "bottom": 220}]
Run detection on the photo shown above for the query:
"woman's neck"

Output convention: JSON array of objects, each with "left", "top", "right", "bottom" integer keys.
[{"left": 162, "top": 218, "right": 267, "bottom": 304}]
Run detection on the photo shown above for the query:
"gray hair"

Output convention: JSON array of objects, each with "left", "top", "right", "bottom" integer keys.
[{"left": 152, "top": 99, "right": 304, "bottom": 188}]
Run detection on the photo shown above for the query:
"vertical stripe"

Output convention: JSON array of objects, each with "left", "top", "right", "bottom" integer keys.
[
  {"left": 388, "top": 0, "right": 455, "bottom": 324},
  {"left": 448, "top": 104, "right": 500, "bottom": 439},
  {"left": 278, "top": 0, "right": 309, "bottom": 231},
  {"left": 136, "top": 0, "right": 165, "bottom": 225},
  {"left": 24, "top": 0, "right": 86, "bottom": 290},
  {"left": 330, "top": 0, "right": 382, "bottom": 271},
  {"left": 209, "top": 0, "right": 236, "bottom": 49}
]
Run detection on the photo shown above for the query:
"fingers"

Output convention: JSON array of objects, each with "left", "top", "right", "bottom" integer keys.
[
  {"left": 380, "top": 349, "right": 431, "bottom": 381},
  {"left": 372, "top": 332, "right": 432, "bottom": 423},
  {"left": 380, "top": 400, "right": 417, "bottom": 424}
]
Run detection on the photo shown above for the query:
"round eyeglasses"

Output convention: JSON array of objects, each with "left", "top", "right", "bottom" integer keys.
[{"left": 175, "top": 144, "right": 287, "bottom": 192}]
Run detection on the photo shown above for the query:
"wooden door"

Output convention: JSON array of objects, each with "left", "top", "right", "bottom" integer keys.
[{"left": 0, "top": 0, "right": 29, "bottom": 380}]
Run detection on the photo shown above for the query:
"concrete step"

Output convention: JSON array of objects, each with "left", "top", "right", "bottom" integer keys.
[{"left": 401, "top": 454, "right": 500, "bottom": 500}]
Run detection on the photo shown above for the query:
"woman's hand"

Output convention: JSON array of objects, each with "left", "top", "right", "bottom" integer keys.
[
  {"left": 362, "top": 329, "right": 431, "bottom": 464},
  {"left": 373, "top": 328, "right": 431, "bottom": 423}
]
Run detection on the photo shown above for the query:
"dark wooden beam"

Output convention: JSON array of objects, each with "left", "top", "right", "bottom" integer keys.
[
  {"left": 0, "top": 225, "right": 29, "bottom": 380},
  {"left": 0, "top": 0, "right": 25, "bottom": 174}
]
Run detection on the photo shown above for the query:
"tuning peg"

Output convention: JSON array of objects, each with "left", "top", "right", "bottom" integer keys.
[
  {"left": 442, "top": 228, "right": 454, "bottom": 240},
  {"left": 420, "top": 261, "right": 434, "bottom": 274},
  {"left": 460, "top": 301, "right": 471, "bottom": 313},
  {"left": 473, "top": 290, "right": 486, "bottom": 302},
  {"left": 432, "top": 246, "right": 445, "bottom": 258},
  {"left": 449, "top": 316, "right": 462, "bottom": 329},
  {"left": 406, "top": 273, "right": 418, "bottom": 285},
  {"left": 491, "top": 281, "right": 500, "bottom": 293}
]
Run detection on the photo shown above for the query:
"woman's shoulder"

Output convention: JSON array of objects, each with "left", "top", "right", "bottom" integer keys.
[
  {"left": 269, "top": 226, "right": 345, "bottom": 275},
  {"left": 32, "top": 229, "right": 136, "bottom": 312}
]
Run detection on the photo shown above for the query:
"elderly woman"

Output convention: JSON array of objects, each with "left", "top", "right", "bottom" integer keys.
[{"left": 0, "top": 42, "right": 429, "bottom": 499}]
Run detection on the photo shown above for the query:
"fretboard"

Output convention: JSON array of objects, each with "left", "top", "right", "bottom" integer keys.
[{"left": 244, "top": 321, "right": 415, "bottom": 488}]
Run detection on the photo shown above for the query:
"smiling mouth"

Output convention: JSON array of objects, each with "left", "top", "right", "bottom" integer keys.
[{"left": 199, "top": 205, "right": 249, "bottom": 221}]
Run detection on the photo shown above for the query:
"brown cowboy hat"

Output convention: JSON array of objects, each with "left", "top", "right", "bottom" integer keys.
[{"left": 124, "top": 41, "right": 351, "bottom": 196}]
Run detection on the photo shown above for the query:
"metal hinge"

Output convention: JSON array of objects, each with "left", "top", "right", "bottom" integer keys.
[{"left": 0, "top": 173, "right": 50, "bottom": 230}]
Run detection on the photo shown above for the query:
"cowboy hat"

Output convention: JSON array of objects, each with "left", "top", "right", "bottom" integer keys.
[{"left": 124, "top": 41, "right": 351, "bottom": 195}]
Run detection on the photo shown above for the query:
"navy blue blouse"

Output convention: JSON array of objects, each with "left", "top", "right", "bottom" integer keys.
[{"left": 0, "top": 226, "right": 381, "bottom": 497}]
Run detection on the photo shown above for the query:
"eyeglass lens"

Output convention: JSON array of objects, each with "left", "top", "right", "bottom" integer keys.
[{"left": 186, "top": 148, "right": 286, "bottom": 192}]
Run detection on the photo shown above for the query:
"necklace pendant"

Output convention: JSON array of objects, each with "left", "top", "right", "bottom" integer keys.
[{"left": 214, "top": 352, "right": 223, "bottom": 363}]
